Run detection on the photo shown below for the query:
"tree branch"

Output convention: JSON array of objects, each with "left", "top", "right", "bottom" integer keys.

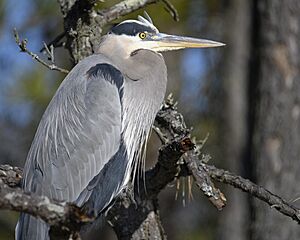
[
  {"left": 153, "top": 96, "right": 227, "bottom": 209},
  {"left": 161, "top": 0, "right": 179, "bottom": 22},
  {"left": 0, "top": 178, "right": 92, "bottom": 239},
  {"left": 13, "top": 29, "right": 69, "bottom": 74},
  {"left": 96, "top": 0, "right": 160, "bottom": 26},
  {"left": 40, "top": 32, "right": 66, "bottom": 53},
  {"left": 106, "top": 132, "right": 194, "bottom": 239},
  {"left": 204, "top": 164, "right": 300, "bottom": 224},
  {"left": 184, "top": 153, "right": 226, "bottom": 210},
  {"left": 2, "top": 155, "right": 299, "bottom": 228}
]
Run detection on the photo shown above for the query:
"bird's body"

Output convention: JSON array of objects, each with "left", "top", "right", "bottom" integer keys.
[
  {"left": 16, "top": 14, "right": 223, "bottom": 239},
  {"left": 16, "top": 50, "right": 167, "bottom": 239}
]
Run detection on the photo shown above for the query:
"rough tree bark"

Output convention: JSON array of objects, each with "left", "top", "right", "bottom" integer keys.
[
  {"left": 250, "top": 0, "right": 300, "bottom": 239},
  {"left": 58, "top": 0, "right": 160, "bottom": 63}
]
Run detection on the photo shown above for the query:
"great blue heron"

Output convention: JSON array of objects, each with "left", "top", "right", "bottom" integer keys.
[{"left": 16, "top": 14, "right": 223, "bottom": 239}]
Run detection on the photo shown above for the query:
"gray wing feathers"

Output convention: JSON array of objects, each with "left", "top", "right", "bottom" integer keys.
[
  {"left": 16, "top": 213, "right": 49, "bottom": 240},
  {"left": 16, "top": 56, "right": 124, "bottom": 239},
  {"left": 25, "top": 59, "right": 123, "bottom": 202}
]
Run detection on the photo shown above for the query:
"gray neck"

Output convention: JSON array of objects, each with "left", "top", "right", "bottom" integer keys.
[
  {"left": 99, "top": 41, "right": 168, "bottom": 183},
  {"left": 123, "top": 50, "right": 167, "bottom": 184}
]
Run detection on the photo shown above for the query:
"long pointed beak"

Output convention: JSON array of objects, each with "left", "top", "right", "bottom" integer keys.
[{"left": 149, "top": 33, "right": 225, "bottom": 52}]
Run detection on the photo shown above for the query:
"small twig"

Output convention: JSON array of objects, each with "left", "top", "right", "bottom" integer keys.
[
  {"left": 291, "top": 196, "right": 300, "bottom": 204},
  {"left": 42, "top": 42, "right": 55, "bottom": 63},
  {"left": 161, "top": 0, "right": 179, "bottom": 21},
  {"left": 13, "top": 28, "right": 69, "bottom": 74},
  {"left": 40, "top": 32, "right": 66, "bottom": 53}
]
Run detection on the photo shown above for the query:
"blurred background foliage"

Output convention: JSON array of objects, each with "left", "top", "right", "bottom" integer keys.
[{"left": 0, "top": 0, "right": 299, "bottom": 240}]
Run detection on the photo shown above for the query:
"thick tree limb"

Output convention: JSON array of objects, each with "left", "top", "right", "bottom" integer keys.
[{"left": 0, "top": 178, "right": 92, "bottom": 239}]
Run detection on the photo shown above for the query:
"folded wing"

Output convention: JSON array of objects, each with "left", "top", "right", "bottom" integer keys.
[{"left": 16, "top": 56, "right": 125, "bottom": 239}]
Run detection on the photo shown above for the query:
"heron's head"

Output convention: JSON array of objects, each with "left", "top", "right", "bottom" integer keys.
[{"left": 104, "top": 13, "right": 224, "bottom": 56}]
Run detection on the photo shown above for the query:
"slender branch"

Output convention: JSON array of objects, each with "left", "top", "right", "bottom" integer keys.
[
  {"left": 42, "top": 42, "right": 55, "bottom": 63},
  {"left": 40, "top": 32, "right": 66, "bottom": 53},
  {"left": 13, "top": 29, "right": 69, "bottom": 74},
  {"left": 204, "top": 164, "right": 300, "bottom": 224},
  {"left": 161, "top": 0, "right": 179, "bottom": 21}
]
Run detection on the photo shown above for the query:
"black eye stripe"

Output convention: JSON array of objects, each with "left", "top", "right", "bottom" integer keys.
[{"left": 111, "top": 22, "right": 156, "bottom": 36}]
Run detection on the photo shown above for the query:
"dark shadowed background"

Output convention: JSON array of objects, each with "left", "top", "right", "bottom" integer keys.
[{"left": 1, "top": 0, "right": 300, "bottom": 239}]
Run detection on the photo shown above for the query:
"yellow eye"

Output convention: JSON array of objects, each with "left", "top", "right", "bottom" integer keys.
[{"left": 139, "top": 32, "right": 147, "bottom": 39}]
